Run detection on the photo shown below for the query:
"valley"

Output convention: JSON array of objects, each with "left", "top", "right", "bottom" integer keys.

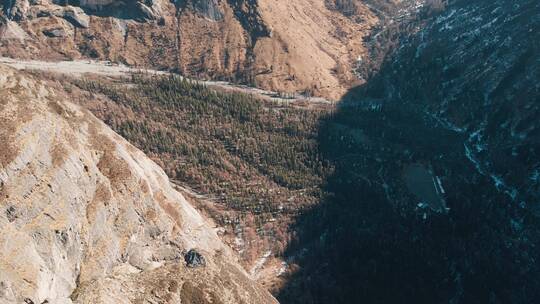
[
  {"left": 1, "top": 0, "right": 539, "bottom": 303},
  {"left": 0, "top": 0, "right": 412, "bottom": 99},
  {"left": 0, "top": 56, "right": 332, "bottom": 105}
]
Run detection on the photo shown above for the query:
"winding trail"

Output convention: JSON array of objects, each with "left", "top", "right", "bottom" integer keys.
[{"left": 0, "top": 56, "right": 333, "bottom": 106}]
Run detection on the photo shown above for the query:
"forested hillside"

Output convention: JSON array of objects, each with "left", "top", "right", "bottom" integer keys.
[
  {"left": 278, "top": 0, "right": 540, "bottom": 303},
  {"left": 51, "top": 73, "right": 333, "bottom": 289}
]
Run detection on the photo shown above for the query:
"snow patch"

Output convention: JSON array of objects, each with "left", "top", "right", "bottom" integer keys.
[{"left": 250, "top": 250, "right": 272, "bottom": 279}]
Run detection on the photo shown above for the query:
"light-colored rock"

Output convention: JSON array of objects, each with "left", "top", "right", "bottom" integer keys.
[
  {"left": 0, "top": 65, "right": 278, "bottom": 304},
  {"left": 4, "top": 0, "right": 30, "bottom": 20},
  {"left": 62, "top": 6, "right": 90, "bottom": 28},
  {"left": 0, "top": 19, "right": 29, "bottom": 41}
]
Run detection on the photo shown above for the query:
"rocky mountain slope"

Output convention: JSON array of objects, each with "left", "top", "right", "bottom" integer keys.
[
  {"left": 32, "top": 70, "right": 330, "bottom": 293},
  {"left": 0, "top": 64, "right": 277, "bottom": 304},
  {"left": 0, "top": 0, "right": 405, "bottom": 99},
  {"left": 2, "top": 0, "right": 537, "bottom": 303}
]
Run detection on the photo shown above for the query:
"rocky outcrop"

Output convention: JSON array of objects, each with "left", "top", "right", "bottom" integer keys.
[
  {"left": 0, "top": 65, "right": 277, "bottom": 304},
  {"left": 61, "top": 6, "right": 90, "bottom": 27},
  {"left": 0, "top": 16, "right": 29, "bottom": 40},
  {"left": 184, "top": 0, "right": 224, "bottom": 21},
  {"left": 42, "top": 27, "right": 67, "bottom": 37},
  {"left": 185, "top": 249, "right": 206, "bottom": 268}
]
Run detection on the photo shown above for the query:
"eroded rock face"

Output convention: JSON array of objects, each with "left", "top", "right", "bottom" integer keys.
[
  {"left": 0, "top": 65, "right": 277, "bottom": 304},
  {"left": 0, "top": 16, "right": 29, "bottom": 40},
  {"left": 179, "top": 0, "right": 224, "bottom": 21}
]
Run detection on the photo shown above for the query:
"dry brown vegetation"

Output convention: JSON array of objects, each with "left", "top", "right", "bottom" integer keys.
[{"left": 0, "top": 0, "right": 383, "bottom": 99}]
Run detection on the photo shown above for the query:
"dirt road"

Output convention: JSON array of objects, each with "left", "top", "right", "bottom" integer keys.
[{"left": 0, "top": 57, "right": 332, "bottom": 106}]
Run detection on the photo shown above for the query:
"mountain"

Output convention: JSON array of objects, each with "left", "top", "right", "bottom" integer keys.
[
  {"left": 23, "top": 69, "right": 330, "bottom": 293},
  {"left": 0, "top": 0, "right": 408, "bottom": 99},
  {"left": 278, "top": 0, "right": 540, "bottom": 302},
  {"left": 1, "top": 0, "right": 538, "bottom": 303},
  {"left": 0, "top": 64, "right": 277, "bottom": 304}
]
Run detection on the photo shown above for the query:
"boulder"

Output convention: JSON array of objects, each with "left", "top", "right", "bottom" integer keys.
[
  {"left": 185, "top": 249, "right": 206, "bottom": 268},
  {"left": 42, "top": 27, "right": 67, "bottom": 37},
  {"left": 62, "top": 7, "right": 90, "bottom": 28}
]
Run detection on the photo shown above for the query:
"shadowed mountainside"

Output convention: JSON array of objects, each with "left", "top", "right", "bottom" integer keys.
[{"left": 278, "top": 0, "right": 540, "bottom": 303}]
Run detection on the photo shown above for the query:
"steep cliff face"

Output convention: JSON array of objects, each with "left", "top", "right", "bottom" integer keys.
[
  {"left": 0, "top": 65, "right": 277, "bottom": 304},
  {"left": 0, "top": 0, "right": 393, "bottom": 99}
]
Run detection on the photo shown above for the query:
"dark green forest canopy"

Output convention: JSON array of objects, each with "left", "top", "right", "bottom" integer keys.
[{"left": 70, "top": 74, "right": 334, "bottom": 257}]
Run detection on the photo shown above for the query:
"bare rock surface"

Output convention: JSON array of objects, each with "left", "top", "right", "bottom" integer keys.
[{"left": 0, "top": 64, "right": 277, "bottom": 304}]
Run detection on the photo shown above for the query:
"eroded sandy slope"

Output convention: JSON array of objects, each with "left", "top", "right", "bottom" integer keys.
[{"left": 0, "top": 64, "right": 277, "bottom": 304}]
